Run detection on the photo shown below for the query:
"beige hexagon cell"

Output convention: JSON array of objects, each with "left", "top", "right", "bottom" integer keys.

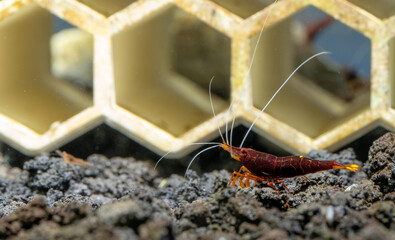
[
  {"left": 245, "top": 5, "right": 373, "bottom": 153},
  {"left": 103, "top": 0, "right": 238, "bottom": 157},
  {"left": 0, "top": 0, "right": 102, "bottom": 154},
  {"left": 0, "top": 0, "right": 393, "bottom": 157}
]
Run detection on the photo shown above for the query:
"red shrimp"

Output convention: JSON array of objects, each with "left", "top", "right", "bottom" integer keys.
[{"left": 220, "top": 143, "right": 359, "bottom": 192}]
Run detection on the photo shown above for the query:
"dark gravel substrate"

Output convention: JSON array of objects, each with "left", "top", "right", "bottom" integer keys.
[{"left": 0, "top": 132, "right": 394, "bottom": 240}]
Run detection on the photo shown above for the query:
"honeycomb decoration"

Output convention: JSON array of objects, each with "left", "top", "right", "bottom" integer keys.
[{"left": 0, "top": 0, "right": 393, "bottom": 157}]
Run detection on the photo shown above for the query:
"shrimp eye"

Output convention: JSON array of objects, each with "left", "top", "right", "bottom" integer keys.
[{"left": 241, "top": 149, "right": 247, "bottom": 154}]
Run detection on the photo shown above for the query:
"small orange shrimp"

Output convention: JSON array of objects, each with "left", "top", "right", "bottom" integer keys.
[{"left": 55, "top": 150, "right": 93, "bottom": 166}]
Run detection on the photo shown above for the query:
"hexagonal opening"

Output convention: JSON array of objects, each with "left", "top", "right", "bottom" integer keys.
[
  {"left": 211, "top": 0, "right": 272, "bottom": 18},
  {"left": 251, "top": 5, "right": 371, "bottom": 138},
  {"left": 0, "top": 3, "right": 93, "bottom": 134},
  {"left": 391, "top": 37, "right": 395, "bottom": 110},
  {"left": 347, "top": 0, "right": 395, "bottom": 19},
  {"left": 112, "top": 5, "right": 231, "bottom": 137},
  {"left": 77, "top": 0, "right": 137, "bottom": 16}
]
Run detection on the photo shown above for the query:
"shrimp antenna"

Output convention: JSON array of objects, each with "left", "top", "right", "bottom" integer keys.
[
  {"left": 209, "top": 76, "right": 226, "bottom": 143},
  {"left": 184, "top": 144, "right": 221, "bottom": 178},
  {"left": 155, "top": 79, "right": 223, "bottom": 169},
  {"left": 228, "top": 0, "right": 279, "bottom": 155},
  {"left": 239, "top": 51, "right": 330, "bottom": 149},
  {"left": 179, "top": 76, "right": 230, "bottom": 177},
  {"left": 225, "top": 99, "right": 234, "bottom": 145},
  {"left": 170, "top": 78, "right": 224, "bottom": 176},
  {"left": 155, "top": 142, "right": 221, "bottom": 169}
]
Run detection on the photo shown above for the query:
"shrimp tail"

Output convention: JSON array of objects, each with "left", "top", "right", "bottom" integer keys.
[{"left": 333, "top": 162, "right": 359, "bottom": 171}]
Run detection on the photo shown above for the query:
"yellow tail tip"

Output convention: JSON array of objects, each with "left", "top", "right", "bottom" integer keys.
[{"left": 334, "top": 163, "right": 359, "bottom": 172}]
